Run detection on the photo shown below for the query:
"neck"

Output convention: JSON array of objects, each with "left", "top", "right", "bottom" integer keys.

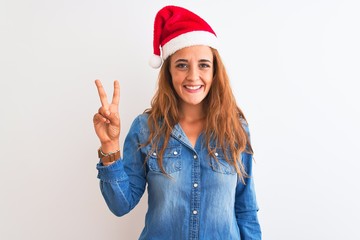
[
  {"left": 179, "top": 102, "right": 205, "bottom": 123},
  {"left": 178, "top": 102, "right": 206, "bottom": 148}
]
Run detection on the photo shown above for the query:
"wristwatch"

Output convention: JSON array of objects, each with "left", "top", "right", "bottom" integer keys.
[{"left": 98, "top": 147, "right": 121, "bottom": 163}]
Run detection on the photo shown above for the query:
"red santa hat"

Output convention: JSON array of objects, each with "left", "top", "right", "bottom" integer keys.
[{"left": 149, "top": 5, "right": 218, "bottom": 68}]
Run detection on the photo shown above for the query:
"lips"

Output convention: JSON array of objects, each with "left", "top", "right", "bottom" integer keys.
[{"left": 184, "top": 85, "right": 203, "bottom": 90}]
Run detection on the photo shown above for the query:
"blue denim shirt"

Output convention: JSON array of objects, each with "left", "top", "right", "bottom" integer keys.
[{"left": 97, "top": 114, "right": 261, "bottom": 240}]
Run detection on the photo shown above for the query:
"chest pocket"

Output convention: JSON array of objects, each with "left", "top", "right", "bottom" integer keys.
[
  {"left": 210, "top": 150, "right": 236, "bottom": 175},
  {"left": 147, "top": 146, "right": 182, "bottom": 174}
]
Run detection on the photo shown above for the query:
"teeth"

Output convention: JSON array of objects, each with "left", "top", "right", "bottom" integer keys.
[{"left": 185, "top": 85, "right": 202, "bottom": 90}]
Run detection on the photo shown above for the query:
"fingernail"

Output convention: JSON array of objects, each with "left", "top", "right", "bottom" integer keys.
[{"left": 106, "top": 111, "right": 110, "bottom": 116}]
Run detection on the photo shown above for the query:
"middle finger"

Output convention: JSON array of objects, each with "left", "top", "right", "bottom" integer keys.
[{"left": 111, "top": 80, "right": 120, "bottom": 106}]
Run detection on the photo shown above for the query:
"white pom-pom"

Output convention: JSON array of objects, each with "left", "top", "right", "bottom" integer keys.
[{"left": 149, "top": 54, "right": 162, "bottom": 68}]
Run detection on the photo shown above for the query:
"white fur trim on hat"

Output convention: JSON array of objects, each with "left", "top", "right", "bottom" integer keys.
[{"left": 162, "top": 31, "right": 218, "bottom": 60}]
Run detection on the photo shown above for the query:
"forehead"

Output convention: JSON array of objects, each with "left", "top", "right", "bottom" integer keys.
[{"left": 171, "top": 45, "right": 213, "bottom": 60}]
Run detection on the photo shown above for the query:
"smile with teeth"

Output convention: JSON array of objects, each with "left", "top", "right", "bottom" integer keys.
[{"left": 184, "top": 85, "right": 203, "bottom": 90}]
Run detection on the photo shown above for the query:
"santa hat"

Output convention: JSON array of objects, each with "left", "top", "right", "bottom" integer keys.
[{"left": 149, "top": 5, "right": 218, "bottom": 68}]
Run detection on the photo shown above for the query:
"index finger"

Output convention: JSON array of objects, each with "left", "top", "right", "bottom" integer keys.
[
  {"left": 111, "top": 80, "right": 120, "bottom": 105},
  {"left": 95, "top": 79, "right": 109, "bottom": 107}
]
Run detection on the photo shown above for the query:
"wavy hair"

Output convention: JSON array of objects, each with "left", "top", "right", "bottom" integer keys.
[{"left": 144, "top": 48, "right": 253, "bottom": 183}]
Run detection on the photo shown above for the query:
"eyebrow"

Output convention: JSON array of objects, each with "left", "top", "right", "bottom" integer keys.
[{"left": 175, "top": 59, "right": 212, "bottom": 63}]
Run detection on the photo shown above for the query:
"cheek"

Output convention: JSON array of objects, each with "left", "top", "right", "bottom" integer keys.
[
  {"left": 202, "top": 70, "right": 213, "bottom": 82},
  {"left": 170, "top": 73, "right": 184, "bottom": 87},
  {"left": 171, "top": 78, "right": 182, "bottom": 89},
  {"left": 205, "top": 76, "right": 214, "bottom": 88},
  {"left": 170, "top": 78, "right": 183, "bottom": 96}
]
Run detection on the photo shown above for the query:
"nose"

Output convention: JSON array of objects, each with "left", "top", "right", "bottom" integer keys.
[{"left": 186, "top": 65, "right": 200, "bottom": 81}]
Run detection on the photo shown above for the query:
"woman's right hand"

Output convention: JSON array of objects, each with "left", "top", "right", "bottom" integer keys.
[{"left": 93, "top": 79, "right": 121, "bottom": 153}]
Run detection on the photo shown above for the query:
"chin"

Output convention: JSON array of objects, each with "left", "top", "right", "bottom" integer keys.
[{"left": 184, "top": 99, "right": 204, "bottom": 106}]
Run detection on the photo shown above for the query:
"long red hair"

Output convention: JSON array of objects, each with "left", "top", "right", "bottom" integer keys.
[{"left": 144, "top": 48, "right": 253, "bottom": 183}]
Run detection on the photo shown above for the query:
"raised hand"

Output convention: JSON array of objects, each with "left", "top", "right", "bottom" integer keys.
[{"left": 93, "top": 80, "right": 121, "bottom": 153}]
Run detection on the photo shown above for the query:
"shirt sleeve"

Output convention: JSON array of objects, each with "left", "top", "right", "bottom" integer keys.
[
  {"left": 96, "top": 116, "right": 147, "bottom": 217},
  {"left": 235, "top": 121, "right": 262, "bottom": 239}
]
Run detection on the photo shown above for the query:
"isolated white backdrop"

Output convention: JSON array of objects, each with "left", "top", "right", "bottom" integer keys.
[{"left": 1, "top": 0, "right": 359, "bottom": 239}]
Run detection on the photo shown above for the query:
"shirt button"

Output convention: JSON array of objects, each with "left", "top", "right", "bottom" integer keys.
[
  {"left": 193, "top": 210, "right": 198, "bottom": 215},
  {"left": 173, "top": 151, "right": 178, "bottom": 155},
  {"left": 193, "top": 155, "right": 197, "bottom": 159},
  {"left": 215, "top": 152, "right": 218, "bottom": 157},
  {"left": 152, "top": 152, "right": 156, "bottom": 156},
  {"left": 193, "top": 183, "right": 198, "bottom": 188}
]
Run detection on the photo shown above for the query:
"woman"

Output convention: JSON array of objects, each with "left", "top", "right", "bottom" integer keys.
[{"left": 93, "top": 5, "right": 261, "bottom": 240}]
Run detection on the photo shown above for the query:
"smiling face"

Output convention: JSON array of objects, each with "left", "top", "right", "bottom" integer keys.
[{"left": 169, "top": 45, "right": 214, "bottom": 111}]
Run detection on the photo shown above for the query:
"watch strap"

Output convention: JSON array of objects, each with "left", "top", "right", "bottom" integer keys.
[{"left": 98, "top": 148, "right": 121, "bottom": 163}]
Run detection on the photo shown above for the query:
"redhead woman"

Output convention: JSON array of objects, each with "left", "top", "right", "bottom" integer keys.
[{"left": 93, "top": 5, "right": 261, "bottom": 240}]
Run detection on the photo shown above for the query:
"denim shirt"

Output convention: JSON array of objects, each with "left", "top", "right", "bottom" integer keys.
[{"left": 97, "top": 114, "right": 261, "bottom": 240}]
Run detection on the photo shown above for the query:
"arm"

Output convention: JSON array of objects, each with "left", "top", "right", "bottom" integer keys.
[
  {"left": 235, "top": 152, "right": 262, "bottom": 239},
  {"left": 92, "top": 80, "right": 146, "bottom": 216},
  {"left": 96, "top": 116, "right": 147, "bottom": 216},
  {"left": 235, "top": 120, "right": 262, "bottom": 239}
]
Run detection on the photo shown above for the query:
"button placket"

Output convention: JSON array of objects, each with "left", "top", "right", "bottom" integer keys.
[{"left": 190, "top": 150, "right": 200, "bottom": 239}]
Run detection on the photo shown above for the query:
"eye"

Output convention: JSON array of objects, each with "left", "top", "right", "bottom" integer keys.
[
  {"left": 176, "top": 63, "right": 188, "bottom": 69},
  {"left": 199, "top": 63, "right": 211, "bottom": 69}
]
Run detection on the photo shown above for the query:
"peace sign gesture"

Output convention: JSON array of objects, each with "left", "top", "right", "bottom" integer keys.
[{"left": 93, "top": 79, "right": 121, "bottom": 153}]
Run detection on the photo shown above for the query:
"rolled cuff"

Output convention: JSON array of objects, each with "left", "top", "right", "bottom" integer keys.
[{"left": 96, "top": 159, "right": 128, "bottom": 182}]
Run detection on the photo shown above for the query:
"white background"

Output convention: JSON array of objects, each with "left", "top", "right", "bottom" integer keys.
[{"left": 1, "top": 0, "right": 360, "bottom": 239}]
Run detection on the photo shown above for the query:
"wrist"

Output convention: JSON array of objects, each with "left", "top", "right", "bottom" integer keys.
[
  {"left": 102, "top": 161, "right": 116, "bottom": 166},
  {"left": 98, "top": 147, "right": 121, "bottom": 165},
  {"left": 100, "top": 141, "right": 120, "bottom": 153}
]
